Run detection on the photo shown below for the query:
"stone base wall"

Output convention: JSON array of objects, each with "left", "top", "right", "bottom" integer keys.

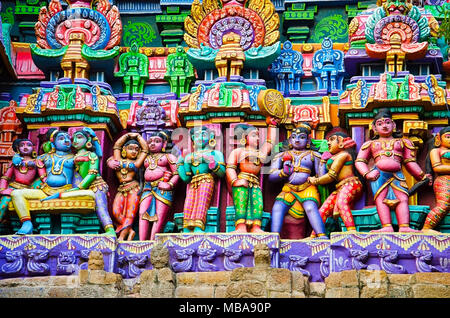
[{"left": 1, "top": 269, "right": 449, "bottom": 298}]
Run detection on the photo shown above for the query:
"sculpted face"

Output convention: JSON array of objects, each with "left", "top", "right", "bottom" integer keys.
[
  {"left": 289, "top": 130, "right": 309, "bottom": 150},
  {"left": 148, "top": 136, "right": 165, "bottom": 153},
  {"left": 72, "top": 132, "right": 88, "bottom": 150},
  {"left": 54, "top": 132, "right": 72, "bottom": 152},
  {"left": 440, "top": 132, "right": 450, "bottom": 149},
  {"left": 327, "top": 135, "right": 343, "bottom": 155},
  {"left": 247, "top": 129, "right": 260, "bottom": 149},
  {"left": 18, "top": 140, "right": 34, "bottom": 156},
  {"left": 192, "top": 129, "right": 210, "bottom": 149},
  {"left": 125, "top": 143, "right": 140, "bottom": 160},
  {"left": 374, "top": 117, "right": 395, "bottom": 138}
]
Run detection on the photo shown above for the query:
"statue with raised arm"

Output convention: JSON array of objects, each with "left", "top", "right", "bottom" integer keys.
[
  {"left": 138, "top": 130, "right": 180, "bottom": 240},
  {"left": 11, "top": 129, "right": 94, "bottom": 235},
  {"left": 107, "top": 132, "right": 149, "bottom": 240},
  {"left": 177, "top": 126, "right": 226, "bottom": 233},
  {"left": 355, "top": 108, "right": 431, "bottom": 232},
  {"left": 0, "top": 139, "right": 39, "bottom": 223},
  {"left": 269, "top": 123, "right": 328, "bottom": 239},
  {"left": 422, "top": 126, "right": 450, "bottom": 233},
  {"left": 308, "top": 132, "right": 363, "bottom": 233},
  {"left": 226, "top": 118, "right": 280, "bottom": 233}
]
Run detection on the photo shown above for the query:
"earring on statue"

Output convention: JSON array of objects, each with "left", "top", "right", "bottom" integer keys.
[
  {"left": 240, "top": 137, "right": 247, "bottom": 146},
  {"left": 435, "top": 136, "right": 441, "bottom": 147},
  {"left": 86, "top": 141, "right": 92, "bottom": 149},
  {"left": 121, "top": 148, "right": 127, "bottom": 158},
  {"left": 32, "top": 151, "right": 37, "bottom": 158},
  {"left": 209, "top": 138, "right": 216, "bottom": 148}
]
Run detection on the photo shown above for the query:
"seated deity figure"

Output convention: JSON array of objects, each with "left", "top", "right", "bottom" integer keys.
[
  {"left": 355, "top": 108, "right": 432, "bottom": 232},
  {"left": 422, "top": 126, "right": 450, "bottom": 233},
  {"left": 138, "top": 130, "right": 180, "bottom": 240},
  {"left": 177, "top": 127, "right": 226, "bottom": 233},
  {"left": 107, "top": 132, "right": 149, "bottom": 241},
  {"left": 269, "top": 123, "right": 328, "bottom": 239},
  {"left": 0, "top": 139, "right": 39, "bottom": 223},
  {"left": 308, "top": 132, "right": 363, "bottom": 233},
  {"left": 11, "top": 129, "right": 95, "bottom": 235},
  {"left": 226, "top": 118, "right": 279, "bottom": 233}
]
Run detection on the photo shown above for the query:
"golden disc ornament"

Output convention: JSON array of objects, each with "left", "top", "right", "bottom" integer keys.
[{"left": 257, "top": 89, "right": 286, "bottom": 119}]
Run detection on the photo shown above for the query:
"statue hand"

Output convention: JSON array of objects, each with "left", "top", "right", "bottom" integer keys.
[
  {"left": 266, "top": 116, "right": 280, "bottom": 127},
  {"left": 283, "top": 162, "right": 293, "bottom": 175},
  {"left": 425, "top": 173, "right": 433, "bottom": 186},
  {"left": 158, "top": 182, "right": 172, "bottom": 191},
  {"left": 232, "top": 179, "right": 248, "bottom": 188},
  {"left": 127, "top": 132, "right": 140, "bottom": 139},
  {"left": 12, "top": 155, "right": 23, "bottom": 167},
  {"left": 365, "top": 169, "right": 380, "bottom": 181},
  {"left": 308, "top": 176, "right": 319, "bottom": 185},
  {"left": 207, "top": 156, "right": 216, "bottom": 170},
  {"left": 107, "top": 159, "right": 121, "bottom": 170}
]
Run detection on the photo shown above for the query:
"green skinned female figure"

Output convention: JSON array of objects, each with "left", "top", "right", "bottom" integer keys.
[{"left": 177, "top": 126, "right": 226, "bottom": 233}]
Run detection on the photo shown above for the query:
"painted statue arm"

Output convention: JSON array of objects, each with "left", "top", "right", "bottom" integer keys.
[
  {"left": 112, "top": 134, "right": 130, "bottom": 160},
  {"left": 177, "top": 155, "right": 192, "bottom": 184},
  {"left": 355, "top": 141, "right": 372, "bottom": 177},
  {"left": 36, "top": 156, "right": 48, "bottom": 183},
  {"left": 78, "top": 153, "right": 99, "bottom": 190},
  {"left": 226, "top": 149, "right": 240, "bottom": 188},
  {"left": 134, "top": 134, "right": 150, "bottom": 168},
  {"left": 430, "top": 149, "right": 450, "bottom": 175},
  {"left": 167, "top": 154, "right": 181, "bottom": 189},
  {"left": 312, "top": 152, "right": 347, "bottom": 185},
  {"left": 0, "top": 162, "right": 14, "bottom": 190},
  {"left": 211, "top": 150, "right": 226, "bottom": 178},
  {"left": 313, "top": 151, "right": 323, "bottom": 177},
  {"left": 260, "top": 125, "right": 277, "bottom": 158},
  {"left": 268, "top": 153, "right": 285, "bottom": 182},
  {"left": 402, "top": 138, "right": 428, "bottom": 181}
]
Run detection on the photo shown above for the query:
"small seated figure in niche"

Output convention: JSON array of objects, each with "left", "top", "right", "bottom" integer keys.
[
  {"left": 422, "top": 127, "right": 450, "bottom": 233},
  {"left": 138, "top": 130, "right": 180, "bottom": 241},
  {"left": 0, "top": 139, "right": 38, "bottom": 223},
  {"left": 107, "top": 133, "right": 149, "bottom": 240},
  {"left": 268, "top": 124, "right": 328, "bottom": 239},
  {"left": 215, "top": 32, "right": 246, "bottom": 81},
  {"left": 308, "top": 132, "right": 363, "bottom": 234},
  {"left": 355, "top": 108, "right": 432, "bottom": 233}
]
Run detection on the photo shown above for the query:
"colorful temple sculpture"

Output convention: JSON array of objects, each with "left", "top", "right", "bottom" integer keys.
[{"left": 0, "top": 0, "right": 449, "bottom": 288}]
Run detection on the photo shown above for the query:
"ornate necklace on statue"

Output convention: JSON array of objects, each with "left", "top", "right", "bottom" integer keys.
[
  {"left": 51, "top": 154, "right": 69, "bottom": 175},
  {"left": 191, "top": 149, "right": 210, "bottom": 167},
  {"left": 148, "top": 153, "right": 163, "bottom": 170}
]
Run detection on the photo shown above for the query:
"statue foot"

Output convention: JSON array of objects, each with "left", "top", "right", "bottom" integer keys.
[
  {"left": 118, "top": 228, "right": 130, "bottom": 241},
  {"left": 422, "top": 228, "right": 441, "bottom": 235},
  {"left": 127, "top": 229, "right": 136, "bottom": 241},
  {"left": 193, "top": 227, "right": 205, "bottom": 233},
  {"left": 16, "top": 220, "right": 33, "bottom": 235},
  {"left": 371, "top": 226, "right": 394, "bottom": 233},
  {"left": 315, "top": 233, "right": 329, "bottom": 240},
  {"left": 398, "top": 226, "right": 420, "bottom": 233},
  {"left": 250, "top": 225, "right": 265, "bottom": 233},
  {"left": 232, "top": 224, "right": 248, "bottom": 233},
  {"left": 104, "top": 227, "right": 117, "bottom": 237}
]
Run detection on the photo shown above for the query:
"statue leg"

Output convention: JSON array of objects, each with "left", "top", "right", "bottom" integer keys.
[
  {"left": 249, "top": 187, "right": 264, "bottom": 233},
  {"left": 232, "top": 186, "right": 249, "bottom": 233},
  {"left": 394, "top": 189, "right": 420, "bottom": 233},
  {"left": 11, "top": 189, "right": 47, "bottom": 235},
  {"left": 270, "top": 199, "right": 290, "bottom": 234},
  {"left": 123, "top": 77, "right": 131, "bottom": 94},
  {"left": 335, "top": 182, "right": 362, "bottom": 232},
  {"left": 423, "top": 176, "right": 450, "bottom": 233},
  {"left": 138, "top": 196, "right": 153, "bottom": 240},
  {"left": 0, "top": 195, "right": 12, "bottom": 222},
  {"left": 94, "top": 190, "right": 115, "bottom": 236},
  {"left": 182, "top": 186, "right": 195, "bottom": 233},
  {"left": 118, "top": 191, "right": 139, "bottom": 240},
  {"left": 112, "top": 192, "right": 126, "bottom": 232},
  {"left": 302, "top": 200, "right": 327, "bottom": 238},
  {"left": 192, "top": 181, "right": 214, "bottom": 233},
  {"left": 150, "top": 200, "right": 171, "bottom": 240},
  {"left": 310, "top": 191, "right": 337, "bottom": 237},
  {"left": 179, "top": 77, "right": 187, "bottom": 96},
  {"left": 371, "top": 187, "right": 394, "bottom": 232}
]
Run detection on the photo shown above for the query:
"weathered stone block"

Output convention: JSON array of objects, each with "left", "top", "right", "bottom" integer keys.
[
  {"left": 325, "top": 270, "right": 359, "bottom": 288},
  {"left": 412, "top": 272, "right": 450, "bottom": 285},
  {"left": 325, "top": 287, "right": 359, "bottom": 298},
  {"left": 291, "top": 272, "right": 308, "bottom": 294},
  {"left": 197, "top": 271, "right": 231, "bottom": 286},
  {"left": 412, "top": 283, "right": 450, "bottom": 298},
  {"left": 175, "top": 285, "right": 215, "bottom": 298},
  {"left": 267, "top": 268, "right": 291, "bottom": 292},
  {"left": 309, "top": 282, "right": 326, "bottom": 298},
  {"left": 176, "top": 272, "right": 197, "bottom": 285}
]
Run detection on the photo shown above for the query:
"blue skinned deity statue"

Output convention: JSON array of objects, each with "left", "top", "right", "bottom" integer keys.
[
  {"left": 270, "top": 41, "right": 304, "bottom": 96},
  {"left": 311, "top": 37, "right": 345, "bottom": 94}
]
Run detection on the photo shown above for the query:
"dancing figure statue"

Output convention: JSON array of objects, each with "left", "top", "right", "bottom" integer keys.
[
  {"left": 11, "top": 129, "right": 94, "bottom": 235},
  {"left": 423, "top": 127, "right": 450, "bottom": 233},
  {"left": 139, "top": 130, "right": 180, "bottom": 240},
  {"left": 177, "top": 127, "right": 226, "bottom": 233},
  {"left": 0, "top": 139, "right": 38, "bottom": 222},
  {"left": 308, "top": 132, "right": 363, "bottom": 233},
  {"left": 107, "top": 133, "right": 149, "bottom": 240},
  {"left": 355, "top": 109, "right": 431, "bottom": 232},
  {"left": 269, "top": 123, "right": 327, "bottom": 239},
  {"left": 226, "top": 118, "right": 279, "bottom": 233},
  {"left": 67, "top": 127, "right": 115, "bottom": 236}
]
